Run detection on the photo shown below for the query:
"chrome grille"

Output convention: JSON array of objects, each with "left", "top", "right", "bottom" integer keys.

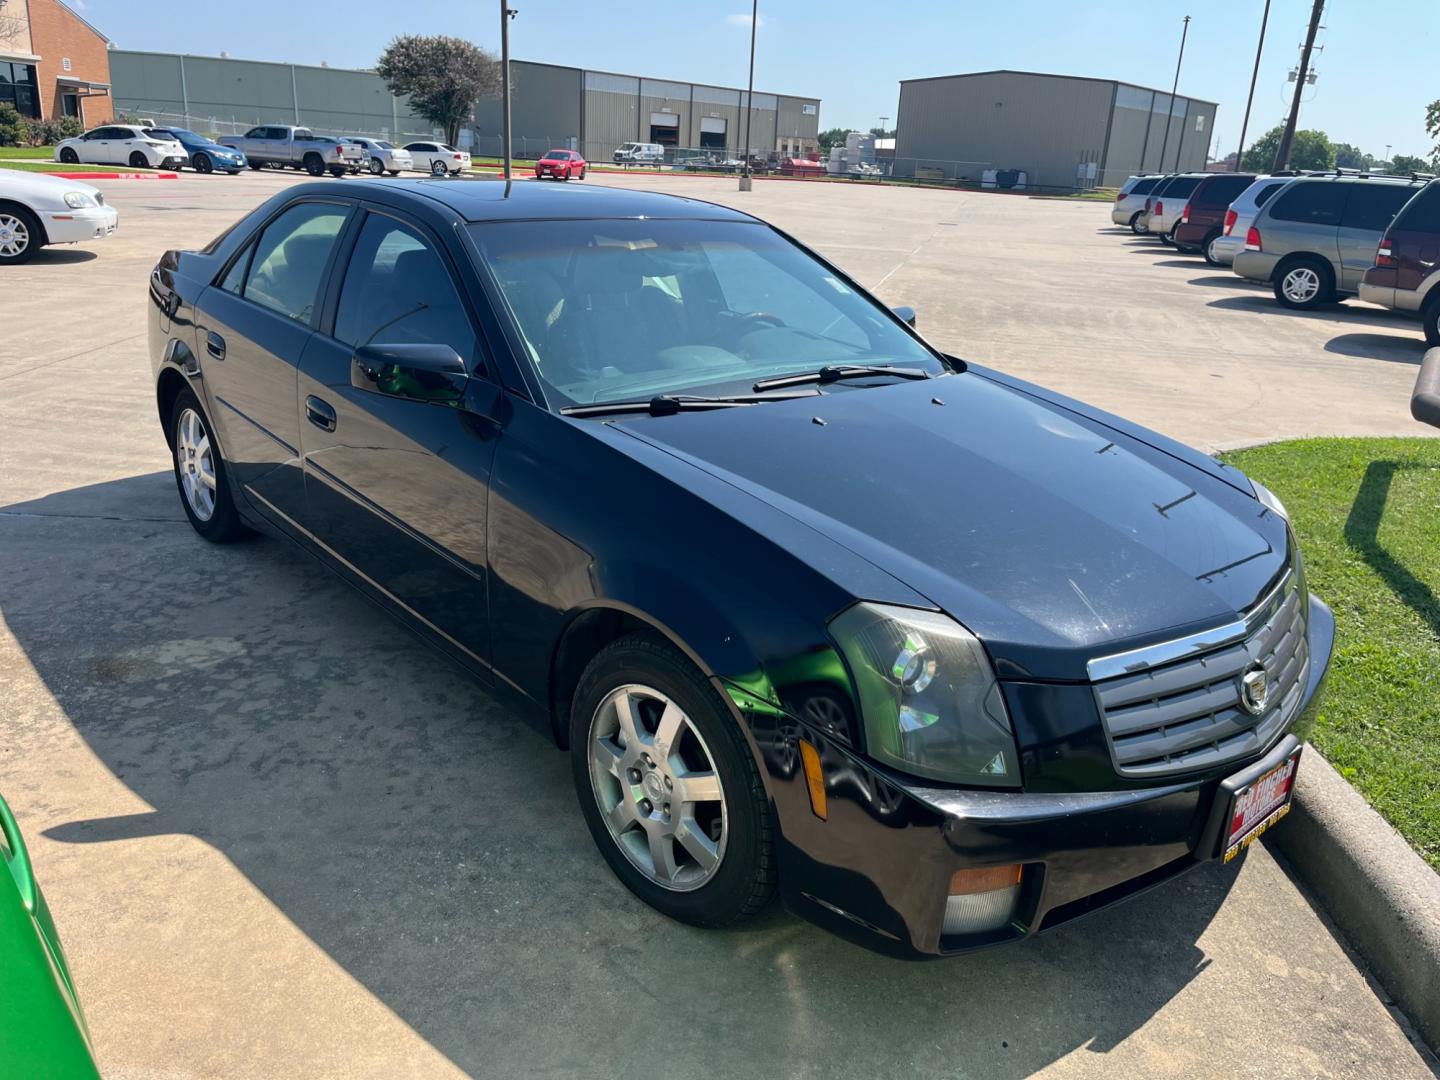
[{"left": 1091, "top": 569, "right": 1310, "bottom": 778}]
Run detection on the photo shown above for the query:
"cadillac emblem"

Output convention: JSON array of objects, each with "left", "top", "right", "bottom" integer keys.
[{"left": 1239, "top": 666, "right": 1270, "bottom": 717}]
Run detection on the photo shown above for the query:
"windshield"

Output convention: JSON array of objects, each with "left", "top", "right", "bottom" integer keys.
[
  {"left": 542, "top": 152, "right": 568, "bottom": 160},
  {"left": 374, "top": 140, "right": 393, "bottom": 149},
  {"left": 474, "top": 218, "right": 942, "bottom": 407}
]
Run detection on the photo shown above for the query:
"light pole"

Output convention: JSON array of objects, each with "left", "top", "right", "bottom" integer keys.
[
  {"left": 739, "top": 0, "right": 757, "bottom": 191},
  {"left": 500, "top": 2, "right": 516, "bottom": 181},
  {"left": 1274, "top": 0, "right": 1324, "bottom": 171},
  {"left": 1158, "top": 15, "right": 1190, "bottom": 172},
  {"left": 1235, "top": 0, "right": 1271, "bottom": 172},
  {"left": 879, "top": 116, "right": 888, "bottom": 134}
]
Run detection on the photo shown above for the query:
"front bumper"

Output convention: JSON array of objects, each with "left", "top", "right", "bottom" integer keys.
[
  {"left": 42, "top": 206, "right": 118, "bottom": 244},
  {"left": 747, "top": 595, "right": 1334, "bottom": 959},
  {"left": 1233, "top": 249, "right": 1279, "bottom": 283}
]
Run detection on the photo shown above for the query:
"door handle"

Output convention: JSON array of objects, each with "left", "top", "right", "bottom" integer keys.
[
  {"left": 305, "top": 395, "right": 337, "bottom": 432},
  {"left": 205, "top": 331, "right": 226, "bottom": 361}
]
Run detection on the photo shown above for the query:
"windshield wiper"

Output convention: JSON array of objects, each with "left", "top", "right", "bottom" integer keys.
[
  {"left": 560, "top": 392, "right": 806, "bottom": 418},
  {"left": 752, "top": 364, "right": 935, "bottom": 392}
]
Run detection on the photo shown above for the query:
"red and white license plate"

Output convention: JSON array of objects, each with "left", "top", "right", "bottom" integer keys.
[{"left": 1223, "top": 747, "right": 1301, "bottom": 862}]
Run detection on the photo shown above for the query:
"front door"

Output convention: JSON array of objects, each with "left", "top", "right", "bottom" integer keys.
[
  {"left": 194, "top": 198, "right": 352, "bottom": 530},
  {"left": 80, "top": 127, "right": 113, "bottom": 164},
  {"left": 297, "top": 208, "right": 500, "bottom": 673}
]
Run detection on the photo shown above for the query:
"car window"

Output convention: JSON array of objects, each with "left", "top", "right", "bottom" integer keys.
[
  {"left": 239, "top": 203, "right": 349, "bottom": 324},
  {"left": 244, "top": 126, "right": 265, "bottom": 138},
  {"left": 1130, "top": 178, "right": 1159, "bottom": 195},
  {"left": 474, "top": 218, "right": 940, "bottom": 407},
  {"left": 1269, "top": 182, "right": 1346, "bottom": 226},
  {"left": 1195, "top": 176, "right": 1253, "bottom": 206},
  {"left": 1163, "top": 177, "right": 1202, "bottom": 199},
  {"left": 334, "top": 214, "right": 478, "bottom": 366},
  {"left": 1342, "top": 183, "right": 1419, "bottom": 232},
  {"left": 375, "top": 141, "right": 392, "bottom": 150},
  {"left": 1394, "top": 183, "right": 1440, "bottom": 233},
  {"left": 1253, "top": 181, "right": 1286, "bottom": 208}
]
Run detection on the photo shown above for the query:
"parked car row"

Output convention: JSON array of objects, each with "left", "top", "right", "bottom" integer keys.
[{"left": 1116, "top": 168, "right": 1440, "bottom": 344}]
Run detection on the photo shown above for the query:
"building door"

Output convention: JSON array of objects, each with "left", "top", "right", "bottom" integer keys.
[
  {"left": 61, "top": 93, "right": 80, "bottom": 119},
  {"left": 699, "top": 117, "right": 727, "bottom": 152},
  {"left": 648, "top": 112, "right": 680, "bottom": 149}
]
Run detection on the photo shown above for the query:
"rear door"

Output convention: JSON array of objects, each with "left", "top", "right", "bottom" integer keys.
[
  {"left": 1264, "top": 181, "right": 1345, "bottom": 268},
  {"left": 1338, "top": 183, "right": 1421, "bottom": 291},
  {"left": 297, "top": 207, "right": 502, "bottom": 671},
  {"left": 194, "top": 198, "right": 353, "bottom": 530}
]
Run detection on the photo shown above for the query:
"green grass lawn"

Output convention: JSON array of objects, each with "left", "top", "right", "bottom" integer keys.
[
  {"left": 0, "top": 160, "right": 132, "bottom": 173},
  {"left": 1221, "top": 438, "right": 1440, "bottom": 868},
  {"left": 0, "top": 145, "right": 59, "bottom": 160}
]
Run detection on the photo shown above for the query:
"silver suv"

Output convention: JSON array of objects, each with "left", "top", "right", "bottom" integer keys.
[
  {"left": 1111, "top": 174, "right": 1165, "bottom": 233},
  {"left": 1232, "top": 174, "right": 1429, "bottom": 309},
  {"left": 1144, "top": 173, "right": 1208, "bottom": 244}
]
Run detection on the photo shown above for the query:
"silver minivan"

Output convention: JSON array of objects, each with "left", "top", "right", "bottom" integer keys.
[
  {"left": 1111, "top": 174, "right": 1165, "bottom": 232},
  {"left": 1232, "top": 174, "right": 1429, "bottom": 309},
  {"left": 1207, "top": 175, "right": 1295, "bottom": 266},
  {"left": 1144, "top": 173, "right": 1208, "bottom": 244}
]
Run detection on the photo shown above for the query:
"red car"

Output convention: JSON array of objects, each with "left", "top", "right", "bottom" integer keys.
[{"left": 535, "top": 150, "right": 587, "bottom": 181}]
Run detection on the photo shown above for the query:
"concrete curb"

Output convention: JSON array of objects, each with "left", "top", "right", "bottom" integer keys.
[
  {"left": 48, "top": 171, "right": 179, "bottom": 181},
  {"left": 1269, "top": 744, "right": 1440, "bottom": 1050}
]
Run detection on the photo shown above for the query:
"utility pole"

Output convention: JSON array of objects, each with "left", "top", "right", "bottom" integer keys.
[
  {"left": 1274, "top": 0, "right": 1324, "bottom": 171},
  {"left": 1236, "top": 0, "right": 1271, "bottom": 172},
  {"left": 1158, "top": 15, "right": 1190, "bottom": 172},
  {"left": 501, "top": 2, "right": 516, "bottom": 181},
  {"left": 739, "top": 0, "right": 757, "bottom": 192}
]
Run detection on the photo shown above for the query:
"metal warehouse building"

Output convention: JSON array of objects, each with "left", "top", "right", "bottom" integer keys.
[
  {"left": 894, "top": 70, "right": 1217, "bottom": 190},
  {"left": 108, "top": 50, "right": 821, "bottom": 162}
]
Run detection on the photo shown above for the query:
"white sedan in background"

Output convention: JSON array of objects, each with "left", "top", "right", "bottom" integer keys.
[
  {"left": 350, "top": 138, "right": 413, "bottom": 176},
  {"left": 54, "top": 124, "right": 188, "bottom": 170},
  {"left": 402, "top": 141, "right": 471, "bottom": 176},
  {"left": 0, "top": 170, "right": 118, "bottom": 264}
]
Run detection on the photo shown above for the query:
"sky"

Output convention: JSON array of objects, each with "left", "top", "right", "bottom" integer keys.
[{"left": 74, "top": 0, "right": 1437, "bottom": 160}]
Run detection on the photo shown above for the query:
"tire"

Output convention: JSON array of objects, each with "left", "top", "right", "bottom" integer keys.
[
  {"left": 1274, "top": 256, "right": 1334, "bottom": 310},
  {"left": 304, "top": 153, "right": 325, "bottom": 177},
  {"left": 579, "top": 167, "right": 586, "bottom": 180},
  {"left": 570, "top": 633, "right": 775, "bottom": 928},
  {"left": 169, "top": 388, "right": 248, "bottom": 543},
  {"left": 329, "top": 167, "right": 346, "bottom": 178},
  {"left": 1129, "top": 211, "right": 1148, "bottom": 234},
  {"left": 248, "top": 161, "right": 261, "bottom": 170},
  {"left": 388, "top": 170, "right": 399, "bottom": 176},
  {"left": 368, "top": 157, "right": 385, "bottom": 175},
  {"left": 1423, "top": 297, "right": 1440, "bottom": 349},
  {"left": 59, "top": 147, "right": 79, "bottom": 164},
  {"left": 194, "top": 152, "right": 213, "bottom": 174},
  {"left": 1202, "top": 230, "right": 1225, "bottom": 267},
  {"left": 1159, "top": 228, "right": 1176, "bottom": 246},
  {"left": 0, "top": 204, "right": 42, "bottom": 265},
  {"left": 431, "top": 159, "right": 447, "bottom": 177},
  {"left": 129, "top": 151, "right": 148, "bottom": 168}
]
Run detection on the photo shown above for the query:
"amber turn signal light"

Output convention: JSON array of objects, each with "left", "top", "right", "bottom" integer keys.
[
  {"left": 948, "top": 864, "right": 1022, "bottom": 896},
  {"left": 799, "top": 739, "right": 826, "bottom": 820}
]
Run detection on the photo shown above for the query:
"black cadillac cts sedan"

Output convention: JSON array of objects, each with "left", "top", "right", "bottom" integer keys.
[{"left": 148, "top": 179, "right": 1334, "bottom": 957}]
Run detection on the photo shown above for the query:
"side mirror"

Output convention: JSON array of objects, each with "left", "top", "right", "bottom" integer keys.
[
  {"left": 351, "top": 343, "right": 468, "bottom": 405},
  {"left": 892, "top": 305, "right": 917, "bottom": 329},
  {"left": 1413, "top": 347, "right": 1440, "bottom": 429}
]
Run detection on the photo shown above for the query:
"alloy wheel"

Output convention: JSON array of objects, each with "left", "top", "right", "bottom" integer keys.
[
  {"left": 0, "top": 213, "right": 30, "bottom": 259},
  {"left": 1282, "top": 267, "right": 1321, "bottom": 305},
  {"left": 175, "top": 407, "right": 217, "bottom": 521},
  {"left": 369, "top": 157, "right": 384, "bottom": 175},
  {"left": 1206, "top": 236, "right": 1222, "bottom": 264},
  {"left": 587, "top": 684, "right": 727, "bottom": 891}
]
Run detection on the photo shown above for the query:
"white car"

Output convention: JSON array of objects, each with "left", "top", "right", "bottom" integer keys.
[
  {"left": 351, "top": 138, "right": 413, "bottom": 177},
  {"left": 402, "top": 141, "right": 471, "bottom": 176},
  {"left": 0, "top": 170, "right": 118, "bottom": 265},
  {"left": 55, "top": 124, "right": 188, "bottom": 170}
]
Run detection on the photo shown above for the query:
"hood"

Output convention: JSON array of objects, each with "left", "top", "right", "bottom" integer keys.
[{"left": 614, "top": 373, "right": 1289, "bottom": 680}]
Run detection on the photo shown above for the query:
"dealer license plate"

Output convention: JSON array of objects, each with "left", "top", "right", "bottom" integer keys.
[{"left": 1223, "top": 746, "right": 1301, "bottom": 862}]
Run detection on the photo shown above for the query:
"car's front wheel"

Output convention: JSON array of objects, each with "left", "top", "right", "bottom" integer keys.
[
  {"left": 1274, "top": 257, "right": 1333, "bottom": 310},
  {"left": 169, "top": 389, "right": 248, "bottom": 542},
  {"left": 0, "top": 205, "right": 41, "bottom": 265},
  {"left": 570, "top": 633, "right": 775, "bottom": 927},
  {"left": 59, "top": 147, "right": 79, "bottom": 164},
  {"left": 194, "top": 152, "right": 213, "bottom": 174}
]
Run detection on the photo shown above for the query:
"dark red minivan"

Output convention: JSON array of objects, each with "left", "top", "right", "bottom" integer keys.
[
  {"left": 1173, "top": 173, "right": 1258, "bottom": 265},
  {"left": 1360, "top": 179, "right": 1440, "bottom": 346}
]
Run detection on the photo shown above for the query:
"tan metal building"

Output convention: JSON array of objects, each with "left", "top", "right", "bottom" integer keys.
[{"left": 894, "top": 69, "right": 1217, "bottom": 190}]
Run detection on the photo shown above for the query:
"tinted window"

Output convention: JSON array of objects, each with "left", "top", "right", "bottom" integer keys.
[
  {"left": 1130, "top": 177, "right": 1159, "bottom": 195},
  {"left": 1269, "top": 181, "right": 1346, "bottom": 226},
  {"left": 241, "top": 203, "right": 349, "bottom": 324},
  {"left": 1394, "top": 183, "right": 1440, "bottom": 234},
  {"left": 1342, "top": 183, "right": 1420, "bottom": 232},
  {"left": 244, "top": 126, "right": 265, "bottom": 137},
  {"left": 1163, "top": 177, "right": 1202, "bottom": 198},
  {"left": 1193, "top": 176, "right": 1253, "bottom": 207},
  {"left": 1253, "top": 181, "right": 1286, "bottom": 208},
  {"left": 334, "top": 215, "right": 478, "bottom": 365}
]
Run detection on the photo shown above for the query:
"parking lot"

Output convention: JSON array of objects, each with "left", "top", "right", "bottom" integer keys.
[{"left": 1, "top": 170, "right": 1436, "bottom": 1079}]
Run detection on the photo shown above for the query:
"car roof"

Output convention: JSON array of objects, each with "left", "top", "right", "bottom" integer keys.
[{"left": 297, "top": 177, "right": 759, "bottom": 224}]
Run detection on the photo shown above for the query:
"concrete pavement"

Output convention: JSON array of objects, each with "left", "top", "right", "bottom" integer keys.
[{"left": 1, "top": 170, "right": 1435, "bottom": 1079}]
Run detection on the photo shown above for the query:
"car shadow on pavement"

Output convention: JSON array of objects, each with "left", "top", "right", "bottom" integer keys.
[
  {"left": 1187, "top": 275, "right": 1264, "bottom": 290},
  {"left": 30, "top": 248, "right": 99, "bottom": 265},
  {"left": 1343, "top": 460, "right": 1440, "bottom": 637},
  {"left": 1207, "top": 294, "right": 1419, "bottom": 330},
  {"left": 1324, "top": 333, "right": 1428, "bottom": 364},
  {"left": 4, "top": 472, "right": 1240, "bottom": 1080},
  {"left": 1151, "top": 258, "right": 1206, "bottom": 269}
]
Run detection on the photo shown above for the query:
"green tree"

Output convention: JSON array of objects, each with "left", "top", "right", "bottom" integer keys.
[
  {"left": 817, "top": 127, "right": 849, "bottom": 152},
  {"left": 867, "top": 126, "right": 896, "bottom": 139},
  {"left": 1388, "top": 154, "right": 1429, "bottom": 175},
  {"left": 1241, "top": 124, "right": 1335, "bottom": 171},
  {"left": 1426, "top": 99, "right": 1440, "bottom": 167},
  {"left": 376, "top": 35, "right": 501, "bottom": 147},
  {"left": 1333, "top": 142, "right": 1374, "bottom": 170}
]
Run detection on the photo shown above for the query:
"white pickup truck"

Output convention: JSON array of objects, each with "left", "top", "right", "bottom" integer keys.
[{"left": 218, "top": 125, "right": 364, "bottom": 176}]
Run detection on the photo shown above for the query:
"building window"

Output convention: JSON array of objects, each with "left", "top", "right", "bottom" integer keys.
[
  {"left": 0, "top": 62, "right": 41, "bottom": 119},
  {"left": 62, "top": 93, "right": 80, "bottom": 118}
]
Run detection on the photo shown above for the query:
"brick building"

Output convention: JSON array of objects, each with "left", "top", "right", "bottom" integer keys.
[{"left": 0, "top": 0, "right": 112, "bottom": 124}]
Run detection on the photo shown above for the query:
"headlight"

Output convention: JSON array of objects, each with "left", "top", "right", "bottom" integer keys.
[
  {"left": 829, "top": 603, "right": 1019, "bottom": 786},
  {"left": 63, "top": 191, "right": 96, "bottom": 208},
  {"left": 1251, "top": 479, "right": 1290, "bottom": 524}
]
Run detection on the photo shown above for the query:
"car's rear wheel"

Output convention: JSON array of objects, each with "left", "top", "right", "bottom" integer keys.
[
  {"left": 1423, "top": 296, "right": 1440, "bottom": 348},
  {"left": 129, "top": 151, "right": 148, "bottom": 168},
  {"left": 304, "top": 153, "right": 325, "bottom": 177},
  {"left": 1274, "top": 257, "right": 1334, "bottom": 310},
  {"left": 328, "top": 167, "right": 346, "bottom": 177},
  {"left": 0, "top": 206, "right": 41, "bottom": 265},
  {"left": 194, "top": 152, "right": 213, "bottom": 174},
  {"left": 1129, "top": 211, "right": 1148, "bottom": 234},
  {"left": 1203, "top": 231, "right": 1225, "bottom": 266},
  {"left": 368, "top": 157, "right": 385, "bottom": 175},
  {"left": 579, "top": 167, "right": 587, "bottom": 180},
  {"left": 59, "top": 147, "right": 79, "bottom": 164},
  {"left": 169, "top": 389, "right": 248, "bottom": 542},
  {"left": 431, "top": 159, "right": 447, "bottom": 177},
  {"left": 570, "top": 633, "right": 775, "bottom": 927}
]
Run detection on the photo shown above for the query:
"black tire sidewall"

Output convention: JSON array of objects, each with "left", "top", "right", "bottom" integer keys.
[
  {"left": 569, "top": 634, "right": 772, "bottom": 927},
  {"left": 1274, "top": 257, "right": 1331, "bottom": 310},
  {"left": 169, "top": 388, "right": 246, "bottom": 542},
  {"left": 195, "top": 153, "right": 212, "bottom": 174},
  {"left": 60, "top": 148, "right": 78, "bottom": 164},
  {"left": 129, "top": 151, "right": 147, "bottom": 168},
  {"left": 305, "top": 154, "right": 324, "bottom": 176},
  {"left": 1202, "top": 231, "right": 1223, "bottom": 266},
  {"left": 1425, "top": 300, "right": 1440, "bottom": 348},
  {"left": 0, "top": 205, "right": 41, "bottom": 264}
]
